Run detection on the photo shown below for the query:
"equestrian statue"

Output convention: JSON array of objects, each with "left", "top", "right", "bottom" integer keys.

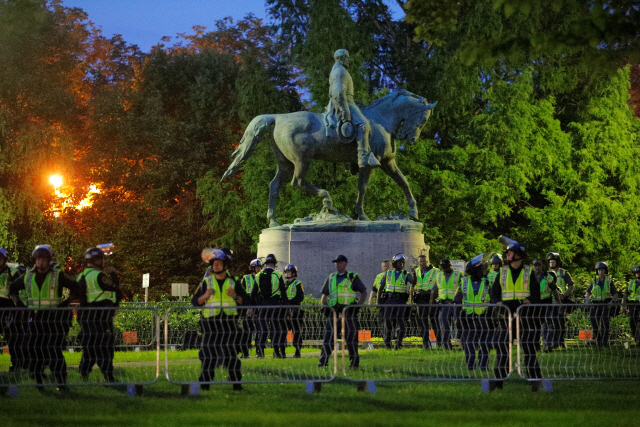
[{"left": 222, "top": 49, "right": 436, "bottom": 228}]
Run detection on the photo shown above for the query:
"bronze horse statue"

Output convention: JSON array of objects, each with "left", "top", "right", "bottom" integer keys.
[{"left": 222, "top": 89, "right": 436, "bottom": 227}]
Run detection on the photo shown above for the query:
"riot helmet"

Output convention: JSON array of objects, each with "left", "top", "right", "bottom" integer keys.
[
  {"left": 84, "top": 247, "right": 105, "bottom": 265},
  {"left": 595, "top": 261, "right": 608, "bottom": 274},
  {"left": 631, "top": 265, "right": 640, "bottom": 275},
  {"left": 0, "top": 248, "right": 7, "bottom": 260},
  {"left": 392, "top": 253, "right": 406, "bottom": 269},
  {"left": 32, "top": 245, "right": 53, "bottom": 260},
  {"left": 546, "top": 252, "right": 562, "bottom": 268},
  {"left": 265, "top": 254, "right": 277, "bottom": 265},
  {"left": 284, "top": 263, "right": 298, "bottom": 277}
]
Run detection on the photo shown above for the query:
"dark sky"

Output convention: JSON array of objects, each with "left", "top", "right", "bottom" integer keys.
[{"left": 62, "top": 0, "right": 405, "bottom": 52}]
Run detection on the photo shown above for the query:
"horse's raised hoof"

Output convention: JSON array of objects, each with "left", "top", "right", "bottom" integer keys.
[
  {"left": 409, "top": 208, "right": 419, "bottom": 221},
  {"left": 269, "top": 219, "right": 280, "bottom": 228}
]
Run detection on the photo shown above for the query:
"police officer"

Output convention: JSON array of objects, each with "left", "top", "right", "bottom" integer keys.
[
  {"left": 77, "top": 247, "right": 122, "bottom": 382},
  {"left": 192, "top": 249, "right": 246, "bottom": 391},
  {"left": 433, "top": 258, "right": 462, "bottom": 349},
  {"left": 532, "top": 259, "right": 561, "bottom": 353},
  {"left": 455, "top": 254, "right": 491, "bottom": 371},
  {"left": 545, "top": 252, "right": 575, "bottom": 350},
  {"left": 585, "top": 262, "right": 618, "bottom": 347},
  {"left": 489, "top": 238, "right": 542, "bottom": 391},
  {"left": 368, "top": 260, "right": 390, "bottom": 304},
  {"left": 378, "top": 254, "right": 412, "bottom": 349},
  {"left": 411, "top": 254, "right": 438, "bottom": 349},
  {"left": 250, "top": 254, "right": 287, "bottom": 358},
  {"left": 318, "top": 255, "right": 367, "bottom": 368},
  {"left": 284, "top": 264, "right": 305, "bottom": 358},
  {"left": 487, "top": 254, "right": 503, "bottom": 285},
  {"left": 622, "top": 265, "right": 640, "bottom": 346},
  {"left": 9, "top": 245, "right": 81, "bottom": 391},
  {"left": 0, "top": 248, "right": 23, "bottom": 371},
  {"left": 239, "top": 258, "right": 262, "bottom": 358}
]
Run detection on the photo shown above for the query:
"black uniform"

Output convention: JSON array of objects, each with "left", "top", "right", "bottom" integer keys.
[
  {"left": 378, "top": 270, "right": 412, "bottom": 349},
  {"left": 77, "top": 269, "right": 122, "bottom": 381},
  {"left": 250, "top": 267, "right": 287, "bottom": 358},
  {"left": 192, "top": 274, "right": 247, "bottom": 384},
  {"left": 285, "top": 279, "right": 305, "bottom": 356},
  {"left": 9, "top": 267, "right": 81, "bottom": 388},
  {"left": 586, "top": 278, "right": 618, "bottom": 347}
]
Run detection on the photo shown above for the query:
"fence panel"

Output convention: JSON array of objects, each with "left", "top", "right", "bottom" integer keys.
[
  {"left": 164, "top": 305, "right": 336, "bottom": 385},
  {"left": 0, "top": 306, "right": 159, "bottom": 388},
  {"left": 516, "top": 302, "right": 640, "bottom": 379},
  {"left": 342, "top": 303, "right": 513, "bottom": 381}
]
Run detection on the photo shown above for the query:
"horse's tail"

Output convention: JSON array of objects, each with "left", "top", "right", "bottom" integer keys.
[{"left": 222, "top": 114, "right": 276, "bottom": 181}]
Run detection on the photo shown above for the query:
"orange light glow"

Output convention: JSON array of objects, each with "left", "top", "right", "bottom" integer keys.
[{"left": 49, "top": 174, "right": 63, "bottom": 188}]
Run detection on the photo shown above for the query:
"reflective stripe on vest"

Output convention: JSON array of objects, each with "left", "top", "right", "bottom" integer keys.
[
  {"left": 436, "top": 270, "right": 461, "bottom": 300},
  {"left": 0, "top": 268, "right": 12, "bottom": 298},
  {"left": 25, "top": 268, "right": 61, "bottom": 309},
  {"left": 500, "top": 265, "right": 531, "bottom": 300},
  {"left": 384, "top": 270, "right": 410, "bottom": 293},
  {"left": 328, "top": 271, "right": 357, "bottom": 307},
  {"left": 628, "top": 279, "right": 640, "bottom": 301},
  {"left": 462, "top": 277, "right": 490, "bottom": 315},
  {"left": 202, "top": 276, "right": 237, "bottom": 317},
  {"left": 243, "top": 274, "right": 256, "bottom": 294},
  {"left": 487, "top": 270, "right": 498, "bottom": 287},
  {"left": 555, "top": 269, "right": 568, "bottom": 292},
  {"left": 415, "top": 267, "right": 438, "bottom": 292},
  {"left": 78, "top": 268, "right": 116, "bottom": 304},
  {"left": 287, "top": 279, "right": 302, "bottom": 299},
  {"left": 590, "top": 277, "right": 612, "bottom": 301},
  {"left": 373, "top": 272, "right": 385, "bottom": 290}
]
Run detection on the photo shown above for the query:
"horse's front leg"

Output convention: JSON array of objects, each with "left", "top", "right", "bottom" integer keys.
[
  {"left": 355, "top": 165, "right": 372, "bottom": 221},
  {"left": 291, "top": 161, "right": 335, "bottom": 213},
  {"left": 381, "top": 159, "right": 418, "bottom": 220}
]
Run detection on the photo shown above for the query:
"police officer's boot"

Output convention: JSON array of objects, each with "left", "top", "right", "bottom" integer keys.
[
  {"left": 279, "top": 346, "right": 286, "bottom": 358},
  {"left": 273, "top": 348, "right": 281, "bottom": 359},
  {"left": 294, "top": 348, "right": 301, "bottom": 358}
]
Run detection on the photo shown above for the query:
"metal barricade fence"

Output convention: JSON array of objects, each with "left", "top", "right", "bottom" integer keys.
[
  {"left": 0, "top": 306, "right": 159, "bottom": 388},
  {"left": 163, "top": 305, "right": 336, "bottom": 385},
  {"left": 516, "top": 302, "right": 640, "bottom": 380},
  {"left": 341, "top": 303, "right": 513, "bottom": 382}
]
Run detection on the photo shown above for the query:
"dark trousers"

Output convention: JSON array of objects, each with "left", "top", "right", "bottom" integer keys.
[
  {"left": 438, "top": 301, "right": 455, "bottom": 349},
  {"left": 0, "top": 302, "right": 28, "bottom": 370},
  {"left": 239, "top": 313, "right": 255, "bottom": 357},
  {"left": 319, "top": 309, "right": 359, "bottom": 367},
  {"left": 382, "top": 302, "right": 407, "bottom": 348},
  {"left": 286, "top": 307, "right": 304, "bottom": 351},
  {"left": 542, "top": 305, "right": 567, "bottom": 349},
  {"left": 78, "top": 310, "right": 116, "bottom": 381},
  {"left": 415, "top": 300, "right": 433, "bottom": 349},
  {"left": 256, "top": 305, "right": 286, "bottom": 356},
  {"left": 27, "top": 310, "right": 72, "bottom": 385},
  {"left": 199, "top": 316, "right": 241, "bottom": 383},
  {"left": 628, "top": 303, "right": 640, "bottom": 345},
  {"left": 460, "top": 313, "right": 490, "bottom": 370},
  {"left": 430, "top": 305, "right": 442, "bottom": 346},
  {"left": 590, "top": 303, "right": 612, "bottom": 346},
  {"left": 493, "top": 306, "right": 541, "bottom": 380}
]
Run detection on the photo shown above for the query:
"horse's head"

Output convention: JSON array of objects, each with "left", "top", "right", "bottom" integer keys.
[{"left": 397, "top": 94, "right": 437, "bottom": 145}]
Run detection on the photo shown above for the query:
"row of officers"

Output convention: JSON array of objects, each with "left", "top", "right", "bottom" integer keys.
[
  {"left": 0, "top": 245, "right": 122, "bottom": 391},
  {"left": 190, "top": 238, "right": 640, "bottom": 392}
]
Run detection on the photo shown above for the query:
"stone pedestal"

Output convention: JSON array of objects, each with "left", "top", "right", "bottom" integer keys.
[{"left": 257, "top": 215, "right": 429, "bottom": 297}]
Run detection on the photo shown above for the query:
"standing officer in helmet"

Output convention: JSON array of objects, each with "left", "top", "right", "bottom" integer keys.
[
  {"left": 532, "top": 259, "right": 561, "bottom": 352},
  {"left": 377, "top": 253, "right": 412, "bottom": 349},
  {"left": 545, "top": 252, "right": 574, "bottom": 350},
  {"left": 489, "top": 237, "right": 542, "bottom": 391},
  {"left": 622, "top": 265, "right": 640, "bottom": 346},
  {"left": 9, "top": 245, "right": 81, "bottom": 391},
  {"left": 239, "top": 258, "right": 262, "bottom": 358},
  {"left": 585, "top": 262, "right": 618, "bottom": 347},
  {"left": 284, "top": 264, "right": 305, "bottom": 358},
  {"left": 433, "top": 258, "right": 462, "bottom": 349},
  {"left": 487, "top": 254, "right": 503, "bottom": 286},
  {"left": 455, "top": 254, "right": 491, "bottom": 371},
  {"left": 318, "top": 255, "right": 367, "bottom": 368},
  {"left": 192, "top": 248, "right": 246, "bottom": 391},
  {"left": 251, "top": 254, "right": 287, "bottom": 358},
  {"left": 0, "top": 248, "right": 26, "bottom": 371},
  {"left": 411, "top": 254, "right": 438, "bottom": 349},
  {"left": 77, "top": 247, "right": 122, "bottom": 382}
]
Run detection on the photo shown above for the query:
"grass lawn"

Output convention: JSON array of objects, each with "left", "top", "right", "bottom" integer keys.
[{"left": 1, "top": 347, "right": 640, "bottom": 426}]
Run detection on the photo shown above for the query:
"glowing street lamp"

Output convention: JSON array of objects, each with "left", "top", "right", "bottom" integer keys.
[{"left": 49, "top": 174, "right": 63, "bottom": 188}]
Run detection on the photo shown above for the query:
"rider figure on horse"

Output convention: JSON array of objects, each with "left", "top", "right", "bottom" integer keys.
[{"left": 327, "top": 49, "right": 380, "bottom": 169}]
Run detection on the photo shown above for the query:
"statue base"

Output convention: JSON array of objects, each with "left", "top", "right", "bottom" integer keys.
[{"left": 257, "top": 213, "right": 429, "bottom": 297}]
